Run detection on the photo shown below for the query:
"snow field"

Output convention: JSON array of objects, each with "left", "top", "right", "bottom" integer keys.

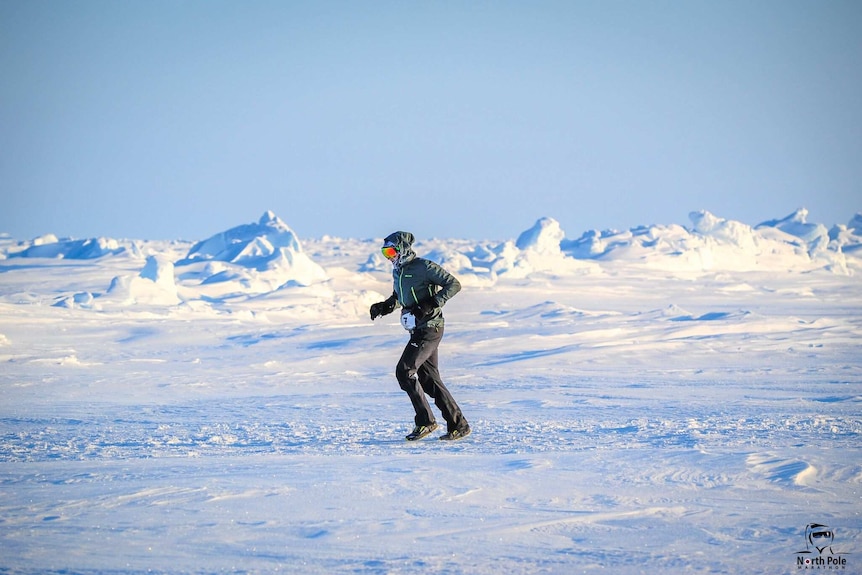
[{"left": 1, "top": 211, "right": 861, "bottom": 573}]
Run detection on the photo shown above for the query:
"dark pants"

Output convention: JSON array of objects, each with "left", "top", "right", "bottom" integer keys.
[{"left": 395, "top": 326, "right": 467, "bottom": 433}]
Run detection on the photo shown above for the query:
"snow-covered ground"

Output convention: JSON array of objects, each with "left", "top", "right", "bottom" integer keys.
[{"left": 1, "top": 209, "right": 860, "bottom": 574}]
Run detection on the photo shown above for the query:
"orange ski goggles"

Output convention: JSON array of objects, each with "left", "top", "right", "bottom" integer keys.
[{"left": 381, "top": 245, "right": 399, "bottom": 260}]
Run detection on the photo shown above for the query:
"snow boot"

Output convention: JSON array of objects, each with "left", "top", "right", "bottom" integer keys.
[
  {"left": 439, "top": 425, "right": 471, "bottom": 441},
  {"left": 406, "top": 423, "right": 438, "bottom": 441}
]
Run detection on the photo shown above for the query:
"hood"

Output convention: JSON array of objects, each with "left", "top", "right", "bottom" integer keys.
[{"left": 383, "top": 231, "right": 417, "bottom": 267}]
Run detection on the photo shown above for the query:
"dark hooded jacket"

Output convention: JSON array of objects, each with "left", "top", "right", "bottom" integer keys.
[{"left": 383, "top": 231, "right": 461, "bottom": 330}]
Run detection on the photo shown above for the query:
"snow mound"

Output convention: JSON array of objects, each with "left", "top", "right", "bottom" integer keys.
[
  {"left": 686, "top": 210, "right": 812, "bottom": 270},
  {"left": 756, "top": 208, "right": 830, "bottom": 255},
  {"left": 2, "top": 235, "right": 126, "bottom": 259},
  {"left": 562, "top": 223, "right": 694, "bottom": 264},
  {"left": 177, "top": 211, "right": 327, "bottom": 290},
  {"left": 454, "top": 218, "right": 595, "bottom": 279},
  {"left": 106, "top": 255, "right": 181, "bottom": 306},
  {"left": 52, "top": 291, "right": 99, "bottom": 310},
  {"left": 690, "top": 210, "right": 762, "bottom": 251},
  {"left": 554, "top": 209, "right": 857, "bottom": 273},
  {"left": 516, "top": 217, "right": 565, "bottom": 254},
  {"left": 180, "top": 211, "right": 301, "bottom": 269},
  {"left": 378, "top": 209, "right": 860, "bottom": 280},
  {"left": 828, "top": 213, "right": 862, "bottom": 256}
]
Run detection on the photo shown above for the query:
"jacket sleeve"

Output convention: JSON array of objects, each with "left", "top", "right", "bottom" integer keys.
[
  {"left": 426, "top": 261, "right": 461, "bottom": 307},
  {"left": 385, "top": 291, "right": 399, "bottom": 309}
]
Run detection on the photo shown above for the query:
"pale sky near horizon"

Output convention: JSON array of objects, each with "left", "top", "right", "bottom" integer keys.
[{"left": 2, "top": 1, "right": 860, "bottom": 242}]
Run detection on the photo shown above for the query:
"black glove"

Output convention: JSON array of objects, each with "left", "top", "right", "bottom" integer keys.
[
  {"left": 370, "top": 295, "right": 397, "bottom": 320},
  {"left": 415, "top": 298, "right": 438, "bottom": 319}
]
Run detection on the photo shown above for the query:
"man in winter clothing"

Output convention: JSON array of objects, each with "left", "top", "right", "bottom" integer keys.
[{"left": 370, "top": 231, "right": 471, "bottom": 441}]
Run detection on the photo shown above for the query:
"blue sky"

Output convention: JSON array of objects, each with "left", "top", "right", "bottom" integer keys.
[{"left": 2, "top": 1, "right": 860, "bottom": 241}]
